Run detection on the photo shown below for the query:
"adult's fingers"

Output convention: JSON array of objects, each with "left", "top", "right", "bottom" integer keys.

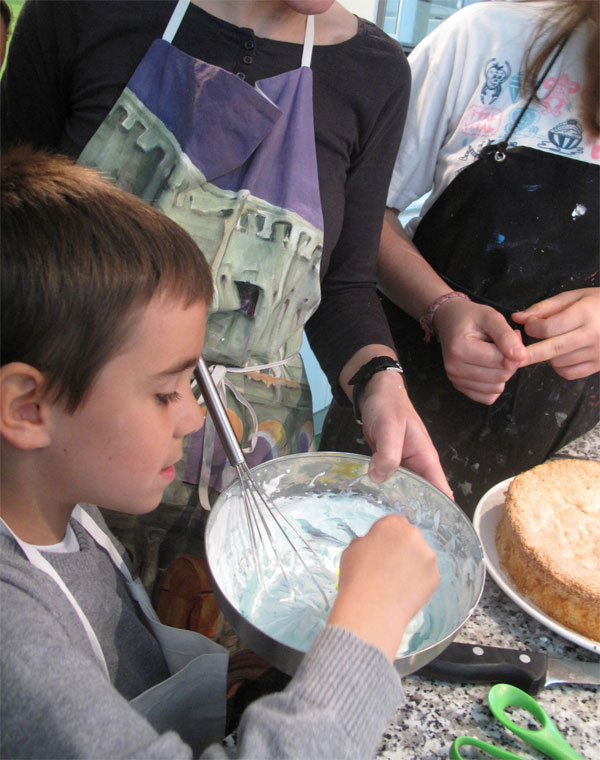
[
  {"left": 519, "top": 329, "right": 587, "bottom": 367},
  {"left": 402, "top": 450, "right": 454, "bottom": 500},
  {"left": 476, "top": 309, "right": 527, "bottom": 361},
  {"left": 520, "top": 311, "right": 582, "bottom": 341},
  {"left": 367, "top": 422, "right": 453, "bottom": 500},
  {"left": 446, "top": 361, "right": 514, "bottom": 385},
  {"left": 512, "top": 289, "right": 585, "bottom": 322}
]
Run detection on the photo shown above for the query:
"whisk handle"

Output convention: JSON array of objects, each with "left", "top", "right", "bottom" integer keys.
[{"left": 194, "top": 359, "right": 246, "bottom": 468}]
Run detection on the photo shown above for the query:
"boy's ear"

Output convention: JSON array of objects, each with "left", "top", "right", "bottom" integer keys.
[{"left": 0, "top": 363, "right": 52, "bottom": 449}]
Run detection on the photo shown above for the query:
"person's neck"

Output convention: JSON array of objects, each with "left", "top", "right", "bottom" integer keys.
[
  {"left": 194, "top": 0, "right": 303, "bottom": 38},
  {"left": 0, "top": 456, "right": 74, "bottom": 545},
  {"left": 1, "top": 502, "right": 74, "bottom": 545},
  {"left": 191, "top": 1, "right": 356, "bottom": 44}
]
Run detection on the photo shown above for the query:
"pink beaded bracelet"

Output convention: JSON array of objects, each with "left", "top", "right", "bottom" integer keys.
[{"left": 419, "top": 291, "right": 471, "bottom": 342}]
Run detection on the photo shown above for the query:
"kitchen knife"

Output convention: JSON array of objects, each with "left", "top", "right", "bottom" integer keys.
[{"left": 414, "top": 642, "right": 600, "bottom": 695}]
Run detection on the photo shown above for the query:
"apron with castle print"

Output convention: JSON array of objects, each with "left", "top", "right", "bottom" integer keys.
[{"left": 79, "top": 0, "right": 324, "bottom": 607}]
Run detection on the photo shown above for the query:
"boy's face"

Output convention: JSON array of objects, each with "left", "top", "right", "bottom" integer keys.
[{"left": 48, "top": 294, "right": 206, "bottom": 514}]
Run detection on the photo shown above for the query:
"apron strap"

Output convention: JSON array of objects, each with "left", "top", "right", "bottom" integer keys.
[
  {"left": 487, "top": 35, "right": 570, "bottom": 156},
  {"left": 0, "top": 516, "right": 111, "bottom": 679},
  {"left": 163, "top": 0, "right": 190, "bottom": 43},
  {"left": 301, "top": 15, "right": 315, "bottom": 68},
  {"left": 0, "top": 509, "right": 163, "bottom": 676},
  {"left": 72, "top": 506, "right": 134, "bottom": 582}
]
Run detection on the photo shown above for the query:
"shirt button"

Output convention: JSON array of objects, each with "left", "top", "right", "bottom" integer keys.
[
  {"left": 236, "top": 71, "right": 246, "bottom": 80},
  {"left": 244, "top": 39, "right": 255, "bottom": 50},
  {"left": 242, "top": 55, "right": 253, "bottom": 65}
]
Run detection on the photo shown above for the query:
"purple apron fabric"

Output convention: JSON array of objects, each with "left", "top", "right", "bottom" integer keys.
[{"left": 127, "top": 39, "right": 323, "bottom": 229}]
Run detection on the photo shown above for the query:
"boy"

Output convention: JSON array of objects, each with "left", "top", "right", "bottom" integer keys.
[{"left": 0, "top": 146, "right": 439, "bottom": 758}]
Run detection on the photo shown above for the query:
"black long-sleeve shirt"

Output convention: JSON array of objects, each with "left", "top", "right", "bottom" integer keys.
[{"left": 1, "top": 0, "right": 410, "bottom": 402}]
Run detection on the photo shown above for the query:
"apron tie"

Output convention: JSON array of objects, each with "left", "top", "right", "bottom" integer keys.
[{"left": 195, "top": 354, "right": 299, "bottom": 510}]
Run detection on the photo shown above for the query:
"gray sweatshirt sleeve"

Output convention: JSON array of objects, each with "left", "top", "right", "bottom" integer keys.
[
  {"left": 1, "top": 539, "right": 402, "bottom": 759},
  {"left": 222, "top": 626, "right": 404, "bottom": 759}
]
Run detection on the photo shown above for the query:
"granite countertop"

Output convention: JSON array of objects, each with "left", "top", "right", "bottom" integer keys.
[
  {"left": 377, "top": 580, "right": 599, "bottom": 760},
  {"left": 377, "top": 424, "right": 600, "bottom": 760}
]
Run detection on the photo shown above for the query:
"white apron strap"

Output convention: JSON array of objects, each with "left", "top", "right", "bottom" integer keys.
[
  {"left": 72, "top": 506, "right": 133, "bottom": 581},
  {"left": 0, "top": 516, "right": 110, "bottom": 679},
  {"left": 162, "top": 0, "right": 190, "bottom": 43},
  {"left": 301, "top": 15, "right": 315, "bottom": 68}
]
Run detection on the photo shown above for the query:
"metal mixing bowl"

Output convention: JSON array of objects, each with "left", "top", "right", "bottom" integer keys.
[{"left": 205, "top": 452, "right": 485, "bottom": 676}]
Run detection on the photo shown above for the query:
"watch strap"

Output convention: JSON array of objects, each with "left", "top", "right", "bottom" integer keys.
[{"left": 348, "top": 356, "right": 403, "bottom": 425}]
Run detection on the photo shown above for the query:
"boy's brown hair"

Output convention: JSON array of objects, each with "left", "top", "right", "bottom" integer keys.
[{"left": 1, "top": 145, "right": 214, "bottom": 411}]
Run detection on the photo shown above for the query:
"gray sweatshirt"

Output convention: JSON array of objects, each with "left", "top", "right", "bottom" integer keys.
[{"left": 0, "top": 505, "right": 403, "bottom": 759}]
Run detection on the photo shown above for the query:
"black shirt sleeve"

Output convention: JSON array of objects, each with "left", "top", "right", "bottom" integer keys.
[
  {"left": 1, "top": 0, "right": 70, "bottom": 150},
  {"left": 306, "top": 25, "right": 410, "bottom": 403}
]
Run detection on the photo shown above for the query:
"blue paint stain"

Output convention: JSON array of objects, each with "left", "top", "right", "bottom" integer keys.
[
  {"left": 524, "top": 184, "right": 541, "bottom": 192},
  {"left": 496, "top": 233, "right": 505, "bottom": 244}
]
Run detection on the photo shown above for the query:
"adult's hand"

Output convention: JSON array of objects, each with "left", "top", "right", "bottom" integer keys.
[
  {"left": 512, "top": 288, "right": 600, "bottom": 379},
  {"left": 359, "top": 367, "right": 453, "bottom": 499},
  {"left": 434, "top": 297, "right": 527, "bottom": 405}
]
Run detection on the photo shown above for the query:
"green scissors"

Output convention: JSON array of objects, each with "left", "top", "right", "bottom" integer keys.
[{"left": 449, "top": 683, "right": 584, "bottom": 760}]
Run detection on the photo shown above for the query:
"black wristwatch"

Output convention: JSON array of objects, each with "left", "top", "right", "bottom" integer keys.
[{"left": 348, "top": 356, "right": 404, "bottom": 425}]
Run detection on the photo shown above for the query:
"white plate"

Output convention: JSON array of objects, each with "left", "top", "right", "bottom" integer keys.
[{"left": 473, "top": 477, "right": 600, "bottom": 654}]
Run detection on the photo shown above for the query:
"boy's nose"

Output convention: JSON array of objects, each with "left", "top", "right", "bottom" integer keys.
[{"left": 176, "top": 387, "right": 205, "bottom": 437}]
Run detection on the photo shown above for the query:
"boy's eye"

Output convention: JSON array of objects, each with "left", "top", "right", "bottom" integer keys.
[{"left": 156, "top": 391, "right": 182, "bottom": 406}]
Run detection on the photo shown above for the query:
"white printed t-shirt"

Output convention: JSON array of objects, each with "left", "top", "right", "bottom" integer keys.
[{"left": 388, "top": 0, "right": 600, "bottom": 236}]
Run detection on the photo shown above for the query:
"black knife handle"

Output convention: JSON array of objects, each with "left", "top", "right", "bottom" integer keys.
[{"left": 415, "top": 642, "right": 547, "bottom": 695}]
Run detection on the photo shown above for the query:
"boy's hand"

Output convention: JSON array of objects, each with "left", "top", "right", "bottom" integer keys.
[
  {"left": 512, "top": 288, "right": 600, "bottom": 379},
  {"left": 326, "top": 514, "right": 439, "bottom": 661}
]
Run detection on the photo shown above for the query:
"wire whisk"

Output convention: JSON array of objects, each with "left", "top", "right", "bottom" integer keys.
[{"left": 194, "top": 359, "right": 332, "bottom": 608}]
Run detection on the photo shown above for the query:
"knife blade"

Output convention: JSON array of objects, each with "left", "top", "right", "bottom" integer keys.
[{"left": 414, "top": 642, "right": 600, "bottom": 695}]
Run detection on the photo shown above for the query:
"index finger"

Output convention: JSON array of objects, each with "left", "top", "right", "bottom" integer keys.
[
  {"left": 519, "top": 336, "right": 569, "bottom": 367},
  {"left": 512, "top": 290, "right": 583, "bottom": 322},
  {"left": 368, "top": 436, "right": 453, "bottom": 500},
  {"left": 396, "top": 449, "right": 454, "bottom": 500}
]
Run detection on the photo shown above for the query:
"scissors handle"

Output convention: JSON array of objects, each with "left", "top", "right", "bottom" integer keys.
[
  {"left": 450, "top": 736, "right": 523, "bottom": 760},
  {"left": 488, "top": 684, "right": 584, "bottom": 760}
]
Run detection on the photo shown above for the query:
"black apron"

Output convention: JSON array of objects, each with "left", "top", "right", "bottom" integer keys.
[
  {"left": 321, "top": 145, "right": 599, "bottom": 518},
  {"left": 387, "top": 145, "right": 599, "bottom": 517}
]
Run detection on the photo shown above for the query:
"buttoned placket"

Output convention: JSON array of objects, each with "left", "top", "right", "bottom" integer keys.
[{"left": 235, "top": 34, "right": 255, "bottom": 80}]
